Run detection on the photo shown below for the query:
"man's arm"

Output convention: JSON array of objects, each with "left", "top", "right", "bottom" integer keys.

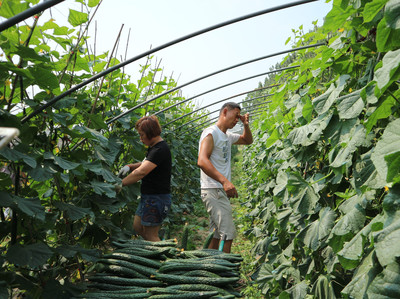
[
  {"left": 122, "top": 160, "right": 156, "bottom": 186},
  {"left": 197, "top": 134, "right": 238, "bottom": 198},
  {"left": 235, "top": 113, "right": 253, "bottom": 145}
]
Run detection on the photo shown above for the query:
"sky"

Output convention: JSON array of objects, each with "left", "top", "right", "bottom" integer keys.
[{"left": 43, "top": 0, "right": 332, "bottom": 115}]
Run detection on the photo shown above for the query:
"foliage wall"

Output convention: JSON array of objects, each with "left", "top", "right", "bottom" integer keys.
[
  {"left": 0, "top": 1, "right": 201, "bottom": 298},
  {"left": 239, "top": 0, "right": 400, "bottom": 298}
]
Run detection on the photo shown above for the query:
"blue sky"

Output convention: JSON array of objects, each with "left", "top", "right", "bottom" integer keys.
[{"left": 48, "top": 1, "right": 332, "bottom": 113}]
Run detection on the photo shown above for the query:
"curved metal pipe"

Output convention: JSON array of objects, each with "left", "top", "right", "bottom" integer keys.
[
  {"left": 0, "top": 0, "right": 65, "bottom": 32},
  {"left": 153, "top": 65, "right": 298, "bottom": 119},
  {"left": 21, "top": 0, "right": 317, "bottom": 123},
  {"left": 164, "top": 84, "right": 277, "bottom": 129},
  {"left": 112, "top": 42, "right": 324, "bottom": 125},
  {"left": 173, "top": 94, "right": 272, "bottom": 131}
]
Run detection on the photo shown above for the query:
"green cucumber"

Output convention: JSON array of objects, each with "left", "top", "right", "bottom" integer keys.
[
  {"left": 155, "top": 273, "right": 238, "bottom": 286},
  {"left": 180, "top": 223, "right": 189, "bottom": 250},
  {"left": 184, "top": 270, "right": 221, "bottom": 278},
  {"left": 103, "top": 252, "right": 162, "bottom": 268},
  {"left": 166, "top": 284, "right": 232, "bottom": 296},
  {"left": 96, "top": 263, "right": 147, "bottom": 278},
  {"left": 159, "top": 263, "right": 232, "bottom": 274},
  {"left": 99, "top": 258, "right": 156, "bottom": 277},
  {"left": 88, "top": 275, "right": 164, "bottom": 287},
  {"left": 148, "top": 291, "right": 218, "bottom": 298},
  {"left": 75, "top": 292, "right": 150, "bottom": 298},
  {"left": 203, "top": 230, "right": 216, "bottom": 249}
]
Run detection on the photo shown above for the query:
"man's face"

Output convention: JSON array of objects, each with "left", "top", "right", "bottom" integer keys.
[{"left": 226, "top": 108, "right": 241, "bottom": 129}]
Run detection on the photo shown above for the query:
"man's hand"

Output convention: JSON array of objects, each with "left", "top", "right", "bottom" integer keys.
[
  {"left": 118, "top": 165, "right": 130, "bottom": 177},
  {"left": 239, "top": 113, "right": 250, "bottom": 126},
  {"left": 223, "top": 180, "right": 238, "bottom": 198}
]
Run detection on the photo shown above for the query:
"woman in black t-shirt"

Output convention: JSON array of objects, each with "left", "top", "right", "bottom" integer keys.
[{"left": 117, "top": 116, "right": 172, "bottom": 241}]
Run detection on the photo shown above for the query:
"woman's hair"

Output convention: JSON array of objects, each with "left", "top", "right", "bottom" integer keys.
[{"left": 135, "top": 116, "right": 162, "bottom": 139}]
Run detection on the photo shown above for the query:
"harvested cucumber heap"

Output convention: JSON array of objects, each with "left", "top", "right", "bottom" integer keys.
[{"left": 73, "top": 237, "right": 243, "bottom": 299}]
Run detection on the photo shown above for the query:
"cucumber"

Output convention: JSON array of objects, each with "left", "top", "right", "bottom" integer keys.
[
  {"left": 184, "top": 270, "right": 221, "bottom": 278},
  {"left": 99, "top": 258, "right": 156, "bottom": 277},
  {"left": 148, "top": 291, "right": 218, "bottom": 298},
  {"left": 164, "top": 258, "right": 239, "bottom": 269},
  {"left": 95, "top": 263, "right": 147, "bottom": 279},
  {"left": 166, "top": 284, "right": 232, "bottom": 296},
  {"left": 159, "top": 263, "right": 233, "bottom": 274},
  {"left": 154, "top": 273, "right": 239, "bottom": 286},
  {"left": 88, "top": 275, "right": 164, "bottom": 287},
  {"left": 148, "top": 287, "right": 189, "bottom": 294},
  {"left": 75, "top": 292, "right": 151, "bottom": 298},
  {"left": 180, "top": 223, "right": 189, "bottom": 250},
  {"left": 88, "top": 283, "right": 135, "bottom": 291},
  {"left": 119, "top": 238, "right": 178, "bottom": 247},
  {"left": 115, "top": 247, "right": 170, "bottom": 259},
  {"left": 103, "top": 252, "right": 162, "bottom": 268},
  {"left": 91, "top": 287, "right": 148, "bottom": 294},
  {"left": 203, "top": 230, "right": 216, "bottom": 249},
  {"left": 210, "top": 295, "right": 235, "bottom": 299}
]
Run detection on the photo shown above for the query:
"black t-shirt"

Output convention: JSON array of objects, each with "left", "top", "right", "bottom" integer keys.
[{"left": 141, "top": 140, "right": 172, "bottom": 194}]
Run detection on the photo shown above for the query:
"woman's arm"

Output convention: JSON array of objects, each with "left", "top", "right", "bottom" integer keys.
[{"left": 122, "top": 160, "right": 157, "bottom": 186}]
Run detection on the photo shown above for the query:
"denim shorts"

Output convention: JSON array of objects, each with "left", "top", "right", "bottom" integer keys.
[{"left": 135, "top": 194, "right": 171, "bottom": 226}]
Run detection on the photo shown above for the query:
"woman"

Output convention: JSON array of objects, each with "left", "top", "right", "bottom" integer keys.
[{"left": 117, "top": 116, "right": 172, "bottom": 241}]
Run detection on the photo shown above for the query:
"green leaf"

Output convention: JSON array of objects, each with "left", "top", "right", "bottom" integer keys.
[
  {"left": 266, "top": 129, "right": 279, "bottom": 149},
  {"left": 288, "top": 113, "right": 332, "bottom": 146},
  {"left": 341, "top": 250, "right": 381, "bottom": 298},
  {"left": 373, "top": 49, "right": 400, "bottom": 94},
  {"left": 53, "top": 156, "right": 80, "bottom": 170},
  {"left": 313, "top": 75, "right": 350, "bottom": 115},
  {"left": 329, "top": 124, "right": 366, "bottom": 168},
  {"left": 337, "top": 90, "right": 364, "bottom": 119},
  {"left": 0, "top": 146, "right": 37, "bottom": 168},
  {"left": 302, "top": 98, "right": 313, "bottom": 123},
  {"left": 68, "top": 9, "right": 88, "bottom": 27},
  {"left": 90, "top": 181, "right": 116, "bottom": 198},
  {"left": 385, "top": 151, "right": 400, "bottom": 183},
  {"left": 367, "top": 262, "right": 400, "bottom": 298},
  {"left": 0, "top": 1, "right": 29, "bottom": 18},
  {"left": 323, "top": 4, "right": 357, "bottom": 33},
  {"left": 365, "top": 95, "right": 396, "bottom": 134},
  {"left": 287, "top": 173, "right": 319, "bottom": 215},
  {"left": 373, "top": 217, "right": 400, "bottom": 267},
  {"left": 363, "top": 0, "right": 387, "bottom": 23},
  {"left": 371, "top": 119, "right": 400, "bottom": 184},
  {"left": 14, "top": 196, "right": 45, "bottom": 221},
  {"left": 298, "top": 207, "right": 336, "bottom": 251},
  {"left": 88, "top": 0, "right": 101, "bottom": 7},
  {"left": 6, "top": 243, "right": 53, "bottom": 269},
  {"left": 329, "top": 203, "right": 366, "bottom": 253},
  {"left": 0, "top": 191, "right": 14, "bottom": 207},
  {"left": 88, "top": 114, "right": 107, "bottom": 130},
  {"left": 29, "top": 65, "right": 59, "bottom": 90},
  {"left": 337, "top": 214, "right": 383, "bottom": 270},
  {"left": 385, "top": 0, "right": 400, "bottom": 29},
  {"left": 54, "top": 202, "right": 93, "bottom": 221}
]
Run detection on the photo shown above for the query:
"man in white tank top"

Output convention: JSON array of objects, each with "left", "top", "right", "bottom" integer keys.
[{"left": 198, "top": 102, "right": 253, "bottom": 253}]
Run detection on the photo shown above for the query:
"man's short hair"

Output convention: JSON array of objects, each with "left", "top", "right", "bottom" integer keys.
[{"left": 220, "top": 102, "right": 241, "bottom": 115}]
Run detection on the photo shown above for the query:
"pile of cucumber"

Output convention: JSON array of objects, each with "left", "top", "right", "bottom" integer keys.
[{"left": 73, "top": 237, "right": 243, "bottom": 298}]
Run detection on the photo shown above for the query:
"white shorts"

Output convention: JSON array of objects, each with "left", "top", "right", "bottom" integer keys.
[{"left": 201, "top": 188, "right": 236, "bottom": 240}]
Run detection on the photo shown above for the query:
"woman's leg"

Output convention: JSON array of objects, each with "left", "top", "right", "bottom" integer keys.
[
  {"left": 133, "top": 215, "right": 144, "bottom": 237},
  {"left": 142, "top": 225, "right": 161, "bottom": 241}
]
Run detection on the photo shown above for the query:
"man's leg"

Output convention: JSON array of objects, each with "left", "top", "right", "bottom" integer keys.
[{"left": 209, "top": 238, "right": 220, "bottom": 250}]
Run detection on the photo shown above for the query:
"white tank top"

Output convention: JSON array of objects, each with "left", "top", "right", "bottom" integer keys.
[{"left": 199, "top": 125, "right": 240, "bottom": 189}]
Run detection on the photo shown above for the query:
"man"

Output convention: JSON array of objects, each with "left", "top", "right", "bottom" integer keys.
[{"left": 197, "top": 102, "right": 253, "bottom": 253}]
